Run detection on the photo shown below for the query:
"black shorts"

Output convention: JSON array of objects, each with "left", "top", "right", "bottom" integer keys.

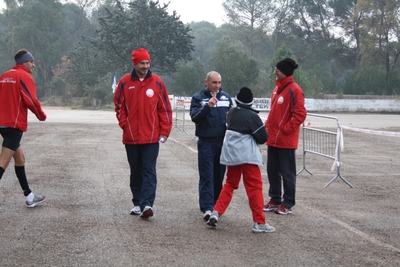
[{"left": 0, "top": 127, "right": 23, "bottom": 151}]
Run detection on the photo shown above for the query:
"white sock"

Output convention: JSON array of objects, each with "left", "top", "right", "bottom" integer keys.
[{"left": 26, "top": 192, "right": 34, "bottom": 202}]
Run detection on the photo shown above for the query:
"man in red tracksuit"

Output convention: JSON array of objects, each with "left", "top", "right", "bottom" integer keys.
[
  {"left": 114, "top": 48, "right": 172, "bottom": 219},
  {"left": 0, "top": 49, "right": 47, "bottom": 211},
  {"left": 263, "top": 58, "right": 307, "bottom": 215}
]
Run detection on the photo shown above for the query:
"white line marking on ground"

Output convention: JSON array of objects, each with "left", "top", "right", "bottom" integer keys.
[
  {"left": 304, "top": 206, "right": 400, "bottom": 253},
  {"left": 168, "top": 137, "right": 198, "bottom": 153}
]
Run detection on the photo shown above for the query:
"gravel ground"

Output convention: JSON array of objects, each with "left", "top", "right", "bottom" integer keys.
[{"left": 0, "top": 109, "right": 399, "bottom": 267}]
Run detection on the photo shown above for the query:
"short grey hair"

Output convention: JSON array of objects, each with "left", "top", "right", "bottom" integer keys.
[{"left": 205, "top": 71, "right": 221, "bottom": 80}]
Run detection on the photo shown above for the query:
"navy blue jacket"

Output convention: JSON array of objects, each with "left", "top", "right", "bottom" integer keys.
[{"left": 190, "top": 87, "right": 232, "bottom": 139}]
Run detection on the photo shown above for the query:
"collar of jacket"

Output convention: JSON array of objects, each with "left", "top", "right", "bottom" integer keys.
[
  {"left": 131, "top": 69, "right": 153, "bottom": 80},
  {"left": 236, "top": 102, "right": 260, "bottom": 114},
  {"left": 204, "top": 87, "right": 221, "bottom": 97},
  {"left": 275, "top": 75, "right": 294, "bottom": 88},
  {"left": 13, "top": 64, "right": 30, "bottom": 73}
]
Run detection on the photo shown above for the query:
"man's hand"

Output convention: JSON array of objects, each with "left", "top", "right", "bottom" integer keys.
[
  {"left": 208, "top": 92, "right": 218, "bottom": 107},
  {"left": 159, "top": 135, "right": 168, "bottom": 143}
]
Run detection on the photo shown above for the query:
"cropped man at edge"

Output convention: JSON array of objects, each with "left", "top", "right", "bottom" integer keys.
[
  {"left": 114, "top": 48, "right": 172, "bottom": 219},
  {"left": 0, "top": 49, "right": 47, "bottom": 211},
  {"left": 263, "top": 58, "right": 306, "bottom": 215},
  {"left": 190, "top": 71, "right": 233, "bottom": 221}
]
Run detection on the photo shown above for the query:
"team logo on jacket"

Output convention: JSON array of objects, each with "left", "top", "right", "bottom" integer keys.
[
  {"left": 220, "top": 95, "right": 229, "bottom": 101},
  {"left": 146, "top": 89, "right": 154, "bottom": 97},
  {"left": 278, "top": 96, "right": 284, "bottom": 104},
  {"left": 0, "top": 77, "right": 16, "bottom": 84}
]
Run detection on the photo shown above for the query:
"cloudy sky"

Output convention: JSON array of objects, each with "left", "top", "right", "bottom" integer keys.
[
  {"left": 159, "top": 0, "right": 226, "bottom": 26},
  {"left": 0, "top": 0, "right": 227, "bottom": 26}
]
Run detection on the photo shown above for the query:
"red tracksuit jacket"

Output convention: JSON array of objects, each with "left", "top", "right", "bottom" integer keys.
[
  {"left": 0, "top": 65, "right": 46, "bottom": 131},
  {"left": 266, "top": 76, "right": 307, "bottom": 149},
  {"left": 114, "top": 69, "right": 172, "bottom": 144}
]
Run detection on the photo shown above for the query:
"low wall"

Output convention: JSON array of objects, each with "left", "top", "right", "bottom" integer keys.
[
  {"left": 305, "top": 99, "right": 400, "bottom": 112},
  {"left": 171, "top": 96, "right": 400, "bottom": 113}
]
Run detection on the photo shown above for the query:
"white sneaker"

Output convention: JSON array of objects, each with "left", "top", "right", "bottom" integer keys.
[
  {"left": 203, "top": 210, "right": 212, "bottom": 221},
  {"left": 252, "top": 223, "right": 276, "bottom": 233},
  {"left": 130, "top": 206, "right": 141, "bottom": 215}
]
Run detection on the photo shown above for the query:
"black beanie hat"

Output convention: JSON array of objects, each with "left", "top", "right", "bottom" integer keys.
[
  {"left": 276, "top": 58, "right": 298, "bottom": 77},
  {"left": 235, "top": 87, "right": 253, "bottom": 106}
]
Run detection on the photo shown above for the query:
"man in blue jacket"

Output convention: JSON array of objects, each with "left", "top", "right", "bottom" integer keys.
[{"left": 190, "top": 71, "right": 233, "bottom": 221}]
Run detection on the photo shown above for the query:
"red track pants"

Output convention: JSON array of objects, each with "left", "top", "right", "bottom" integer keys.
[{"left": 213, "top": 164, "right": 266, "bottom": 224}]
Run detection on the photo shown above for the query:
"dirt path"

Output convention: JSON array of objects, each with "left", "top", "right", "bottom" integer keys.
[{"left": 0, "top": 109, "right": 399, "bottom": 266}]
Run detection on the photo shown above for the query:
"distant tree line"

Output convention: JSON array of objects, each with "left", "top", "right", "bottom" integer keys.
[{"left": 0, "top": 0, "right": 399, "bottom": 107}]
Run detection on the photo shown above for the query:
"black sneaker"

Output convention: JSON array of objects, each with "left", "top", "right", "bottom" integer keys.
[
  {"left": 207, "top": 212, "right": 219, "bottom": 228},
  {"left": 203, "top": 210, "right": 212, "bottom": 221}
]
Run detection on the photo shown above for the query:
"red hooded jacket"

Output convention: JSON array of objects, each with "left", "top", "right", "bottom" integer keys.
[
  {"left": 114, "top": 69, "right": 172, "bottom": 144},
  {"left": 0, "top": 65, "right": 46, "bottom": 132},
  {"left": 266, "top": 76, "right": 306, "bottom": 149}
]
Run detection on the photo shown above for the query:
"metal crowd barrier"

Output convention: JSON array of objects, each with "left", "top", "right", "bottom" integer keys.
[
  {"left": 297, "top": 113, "right": 353, "bottom": 188},
  {"left": 172, "top": 99, "right": 189, "bottom": 135}
]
